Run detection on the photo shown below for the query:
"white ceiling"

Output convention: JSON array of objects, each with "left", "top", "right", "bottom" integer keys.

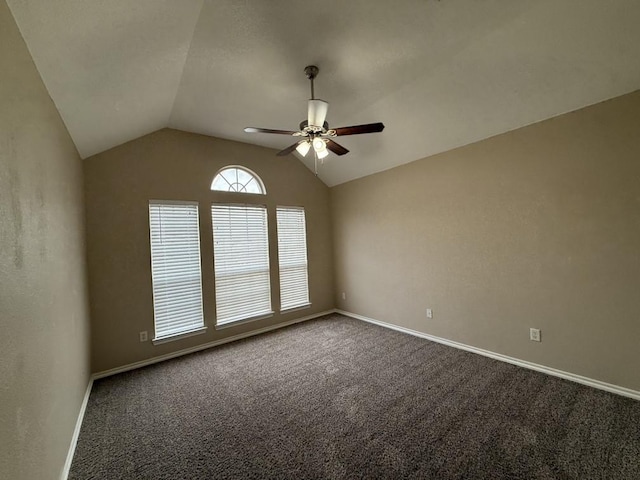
[{"left": 8, "top": 0, "right": 640, "bottom": 186}]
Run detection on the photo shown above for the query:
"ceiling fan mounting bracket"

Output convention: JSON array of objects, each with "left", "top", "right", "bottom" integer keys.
[{"left": 304, "top": 65, "right": 319, "bottom": 80}]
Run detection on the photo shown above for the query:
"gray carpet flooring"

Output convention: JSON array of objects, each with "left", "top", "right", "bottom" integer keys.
[{"left": 70, "top": 314, "right": 640, "bottom": 479}]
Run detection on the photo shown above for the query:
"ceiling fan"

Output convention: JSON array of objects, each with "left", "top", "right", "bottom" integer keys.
[{"left": 244, "top": 65, "right": 384, "bottom": 169}]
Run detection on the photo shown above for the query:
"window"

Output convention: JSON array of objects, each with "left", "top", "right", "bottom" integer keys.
[
  {"left": 211, "top": 166, "right": 265, "bottom": 194},
  {"left": 211, "top": 204, "right": 272, "bottom": 326},
  {"left": 148, "top": 201, "right": 205, "bottom": 342},
  {"left": 277, "top": 206, "right": 310, "bottom": 311}
]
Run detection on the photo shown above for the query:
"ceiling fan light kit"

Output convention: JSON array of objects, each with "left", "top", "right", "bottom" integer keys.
[
  {"left": 312, "top": 136, "right": 325, "bottom": 151},
  {"left": 316, "top": 145, "right": 329, "bottom": 160},
  {"left": 295, "top": 141, "right": 311, "bottom": 157},
  {"left": 244, "top": 65, "right": 385, "bottom": 174}
]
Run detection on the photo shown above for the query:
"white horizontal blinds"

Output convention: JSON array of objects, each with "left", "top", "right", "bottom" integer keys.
[
  {"left": 149, "top": 202, "right": 204, "bottom": 339},
  {"left": 212, "top": 204, "right": 272, "bottom": 325},
  {"left": 277, "top": 207, "right": 309, "bottom": 310}
]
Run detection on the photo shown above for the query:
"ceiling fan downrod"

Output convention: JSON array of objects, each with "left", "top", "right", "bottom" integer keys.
[{"left": 304, "top": 65, "right": 319, "bottom": 100}]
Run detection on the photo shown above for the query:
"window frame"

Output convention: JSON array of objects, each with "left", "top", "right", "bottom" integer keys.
[{"left": 210, "top": 166, "right": 266, "bottom": 195}]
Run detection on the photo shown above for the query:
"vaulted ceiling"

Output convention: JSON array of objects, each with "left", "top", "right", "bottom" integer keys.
[{"left": 8, "top": 0, "right": 640, "bottom": 186}]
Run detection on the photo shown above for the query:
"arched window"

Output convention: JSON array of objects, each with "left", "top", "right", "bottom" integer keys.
[{"left": 211, "top": 166, "right": 265, "bottom": 194}]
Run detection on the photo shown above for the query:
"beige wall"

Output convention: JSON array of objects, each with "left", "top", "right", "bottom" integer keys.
[
  {"left": 331, "top": 90, "right": 640, "bottom": 392},
  {"left": 84, "top": 129, "right": 334, "bottom": 373},
  {"left": 0, "top": 2, "right": 91, "bottom": 479}
]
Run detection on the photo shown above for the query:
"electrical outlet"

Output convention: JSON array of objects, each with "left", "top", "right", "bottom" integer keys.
[
  {"left": 529, "top": 328, "right": 541, "bottom": 342},
  {"left": 139, "top": 331, "right": 148, "bottom": 342},
  {"left": 342, "top": 292, "right": 346, "bottom": 300},
  {"left": 426, "top": 308, "right": 433, "bottom": 319}
]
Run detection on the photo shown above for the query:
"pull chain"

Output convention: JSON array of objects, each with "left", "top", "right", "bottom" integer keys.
[{"left": 314, "top": 150, "right": 318, "bottom": 176}]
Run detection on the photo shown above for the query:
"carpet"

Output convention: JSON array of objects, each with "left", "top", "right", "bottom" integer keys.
[{"left": 70, "top": 314, "right": 640, "bottom": 479}]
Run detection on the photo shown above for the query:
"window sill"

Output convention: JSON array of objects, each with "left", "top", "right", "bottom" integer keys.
[
  {"left": 152, "top": 326, "right": 207, "bottom": 345},
  {"left": 280, "top": 303, "right": 312, "bottom": 314},
  {"left": 215, "top": 311, "right": 274, "bottom": 330}
]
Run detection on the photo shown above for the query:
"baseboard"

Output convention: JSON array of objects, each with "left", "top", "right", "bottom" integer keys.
[
  {"left": 62, "top": 309, "right": 335, "bottom": 477},
  {"left": 336, "top": 309, "right": 640, "bottom": 401},
  {"left": 60, "top": 376, "right": 94, "bottom": 480},
  {"left": 93, "top": 309, "right": 335, "bottom": 380},
  {"left": 66, "top": 307, "right": 637, "bottom": 479}
]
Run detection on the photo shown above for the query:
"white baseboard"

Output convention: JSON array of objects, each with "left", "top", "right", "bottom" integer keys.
[
  {"left": 62, "top": 309, "right": 334, "bottom": 478},
  {"left": 337, "top": 309, "right": 640, "bottom": 401},
  {"left": 62, "top": 307, "right": 637, "bottom": 479},
  {"left": 60, "top": 376, "right": 94, "bottom": 480},
  {"left": 93, "top": 309, "right": 335, "bottom": 379}
]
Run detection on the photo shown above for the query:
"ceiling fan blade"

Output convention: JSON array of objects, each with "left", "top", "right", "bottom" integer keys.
[
  {"left": 276, "top": 142, "right": 300, "bottom": 157},
  {"left": 308, "top": 100, "right": 329, "bottom": 128},
  {"left": 244, "top": 127, "right": 298, "bottom": 135},
  {"left": 332, "top": 122, "right": 385, "bottom": 136},
  {"left": 325, "top": 139, "right": 349, "bottom": 156}
]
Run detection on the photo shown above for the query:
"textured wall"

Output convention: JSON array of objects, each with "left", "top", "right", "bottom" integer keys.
[
  {"left": 331, "top": 90, "right": 640, "bottom": 392},
  {"left": 84, "top": 129, "right": 335, "bottom": 373},
  {"left": 0, "top": 2, "right": 91, "bottom": 479}
]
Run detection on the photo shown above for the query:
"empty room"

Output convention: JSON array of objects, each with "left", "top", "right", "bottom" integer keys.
[{"left": 2, "top": 1, "right": 639, "bottom": 479}]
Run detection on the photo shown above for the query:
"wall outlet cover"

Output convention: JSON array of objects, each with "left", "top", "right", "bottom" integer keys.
[{"left": 529, "top": 328, "right": 541, "bottom": 342}]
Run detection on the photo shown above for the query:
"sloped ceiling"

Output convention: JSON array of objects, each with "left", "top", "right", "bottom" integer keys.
[{"left": 7, "top": 0, "right": 640, "bottom": 186}]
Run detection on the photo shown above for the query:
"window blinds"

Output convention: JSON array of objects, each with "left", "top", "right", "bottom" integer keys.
[
  {"left": 212, "top": 204, "right": 272, "bottom": 325},
  {"left": 276, "top": 206, "right": 310, "bottom": 310},
  {"left": 149, "top": 202, "right": 204, "bottom": 340}
]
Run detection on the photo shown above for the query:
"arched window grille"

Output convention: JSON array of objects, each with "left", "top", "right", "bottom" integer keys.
[{"left": 211, "top": 166, "right": 265, "bottom": 194}]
